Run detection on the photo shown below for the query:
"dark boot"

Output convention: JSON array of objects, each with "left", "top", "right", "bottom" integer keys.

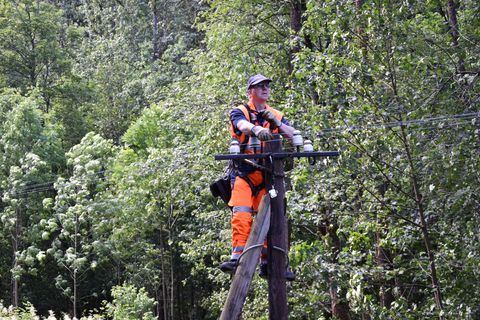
[
  {"left": 286, "top": 269, "right": 296, "bottom": 281},
  {"left": 259, "top": 263, "right": 296, "bottom": 281},
  {"left": 220, "top": 259, "right": 238, "bottom": 273},
  {"left": 259, "top": 263, "right": 268, "bottom": 279}
]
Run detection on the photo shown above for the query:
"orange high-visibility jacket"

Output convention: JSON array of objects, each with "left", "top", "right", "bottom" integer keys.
[{"left": 229, "top": 101, "right": 284, "bottom": 149}]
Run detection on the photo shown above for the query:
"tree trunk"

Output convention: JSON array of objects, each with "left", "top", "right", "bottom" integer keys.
[
  {"left": 355, "top": 0, "right": 374, "bottom": 86},
  {"left": 11, "top": 207, "right": 21, "bottom": 308},
  {"left": 29, "top": 25, "right": 37, "bottom": 87},
  {"left": 400, "top": 126, "right": 444, "bottom": 318},
  {"left": 159, "top": 225, "right": 168, "bottom": 320},
  {"left": 375, "top": 232, "right": 395, "bottom": 308},
  {"left": 375, "top": 184, "right": 395, "bottom": 308},
  {"left": 151, "top": 0, "right": 160, "bottom": 61},
  {"left": 288, "top": 0, "right": 302, "bottom": 75},
  {"left": 73, "top": 211, "right": 78, "bottom": 319},
  {"left": 355, "top": 0, "right": 365, "bottom": 45},
  {"left": 383, "top": 21, "right": 443, "bottom": 315},
  {"left": 446, "top": 0, "right": 465, "bottom": 72},
  {"left": 289, "top": 0, "right": 320, "bottom": 104},
  {"left": 156, "top": 289, "right": 161, "bottom": 319},
  {"left": 319, "top": 222, "right": 351, "bottom": 320},
  {"left": 73, "top": 269, "right": 77, "bottom": 319},
  {"left": 169, "top": 202, "right": 175, "bottom": 320},
  {"left": 170, "top": 252, "right": 174, "bottom": 320}
]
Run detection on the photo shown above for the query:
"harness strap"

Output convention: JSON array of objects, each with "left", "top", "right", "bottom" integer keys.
[{"left": 238, "top": 175, "right": 265, "bottom": 197}]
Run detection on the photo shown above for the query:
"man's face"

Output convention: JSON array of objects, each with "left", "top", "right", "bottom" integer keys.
[{"left": 249, "top": 81, "right": 271, "bottom": 102}]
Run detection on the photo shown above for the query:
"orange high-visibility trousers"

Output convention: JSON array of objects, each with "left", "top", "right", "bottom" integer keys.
[{"left": 227, "top": 170, "right": 266, "bottom": 260}]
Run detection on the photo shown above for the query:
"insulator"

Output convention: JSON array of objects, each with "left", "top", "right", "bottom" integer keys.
[
  {"left": 292, "top": 130, "right": 303, "bottom": 147},
  {"left": 303, "top": 140, "right": 314, "bottom": 152},
  {"left": 229, "top": 139, "right": 240, "bottom": 154},
  {"left": 248, "top": 136, "right": 261, "bottom": 149}
]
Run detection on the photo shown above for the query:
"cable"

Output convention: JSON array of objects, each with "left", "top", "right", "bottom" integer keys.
[
  {"left": 228, "top": 112, "right": 479, "bottom": 150},
  {"left": 317, "top": 112, "right": 479, "bottom": 135},
  {"left": 8, "top": 111, "right": 479, "bottom": 197},
  {"left": 5, "top": 170, "right": 111, "bottom": 198}
]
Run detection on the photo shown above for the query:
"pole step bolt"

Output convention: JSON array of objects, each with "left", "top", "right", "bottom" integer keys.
[{"left": 269, "top": 187, "right": 278, "bottom": 198}]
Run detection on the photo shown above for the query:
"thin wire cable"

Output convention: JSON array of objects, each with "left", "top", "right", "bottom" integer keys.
[
  {"left": 5, "top": 170, "right": 111, "bottom": 198},
  {"left": 229, "top": 112, "right": 479, "bottom": 149},
  {"left": 8, "top": 112, "right": 480, "bottom": 196},
  {"left": 317, "top": 112, "right": 479, "bottom": 135},
  {"left": 10, "top": 170, "right": 109, "bottom": 191}
]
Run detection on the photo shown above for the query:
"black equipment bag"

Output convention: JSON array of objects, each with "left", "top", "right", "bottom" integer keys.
[{"left": 210, "top": 176, "right": 232, "bottom": 205}]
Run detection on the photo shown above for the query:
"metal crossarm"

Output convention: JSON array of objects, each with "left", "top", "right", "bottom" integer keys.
[{"left": 214, "top": 151, "right": 339, "bottom": 161}]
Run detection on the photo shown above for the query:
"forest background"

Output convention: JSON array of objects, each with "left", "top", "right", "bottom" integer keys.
[{"left": 0, "top": 0, "right": 478, "bottom": 319}]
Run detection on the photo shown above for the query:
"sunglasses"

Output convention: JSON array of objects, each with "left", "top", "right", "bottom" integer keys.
[{"left": 252, "top": 82, "right": 270, "bottom": 89}]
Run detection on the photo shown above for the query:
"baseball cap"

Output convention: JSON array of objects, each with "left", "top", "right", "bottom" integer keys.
[{"left": 247, "top": 74, "right": 272, "bottom": 89}]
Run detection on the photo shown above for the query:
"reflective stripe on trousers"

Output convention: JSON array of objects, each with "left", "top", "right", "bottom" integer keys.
[
  {"left": 232, "top": 206, "right": 253, "bottom": 213},
  {"left": 231, "top": 246, "right": 245, "bottom": 260}
]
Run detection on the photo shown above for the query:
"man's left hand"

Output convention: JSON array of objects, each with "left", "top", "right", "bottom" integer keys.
[{"left": 261, "top": 110, "right": 282, "bottom": 129}]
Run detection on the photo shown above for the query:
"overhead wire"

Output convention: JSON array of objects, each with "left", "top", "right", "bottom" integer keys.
[
  {"left": 4, "top": 170, "right": 111, "bottom": 198},
  {"left": 317, "top": 111, "right": 479, "bottom": 135},
  {"left": 229, "top": 111, "right": 479, "bottom": 151},
  {"left": 6, "top": 112, "right": 479, "bottom": 197}
]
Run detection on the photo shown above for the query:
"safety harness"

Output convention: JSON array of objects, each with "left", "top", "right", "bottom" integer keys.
[
  {"left": 229, "top": 103, "right": 283, "bottom": 150},
  {"left": 211, "top": 103, "right": 283, "bottom": 206}
]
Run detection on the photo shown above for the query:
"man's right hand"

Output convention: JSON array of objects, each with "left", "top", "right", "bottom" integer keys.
[{"left": 251, "top": 126, "right": 273, "bottom": 141}]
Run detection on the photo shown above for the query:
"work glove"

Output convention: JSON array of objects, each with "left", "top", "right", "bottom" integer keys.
[
  {"left": 251, "top": 126, "right": 273, "bottom": 141},
  {"left": 260, "top": 110, "right": 282, "bottom": 129}
]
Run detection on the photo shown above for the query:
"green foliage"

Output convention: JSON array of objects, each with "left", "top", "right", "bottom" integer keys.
[
  {"left": 284, "top": 0, "right": 480, "bottom": 318},
  {"left": 73, "top": 0, "right": 205, "bottom": 142},
  {"left": 0, "top": 0, "right": 479, "bottom": 318},
  {"left": 0, "top": 0, "right": 74, "bottom": 109},
  {"left": 0, "top": 301, "right": 104, "bottom": 319},
  {"left": 0, "top": 92, "right": 64, "bottom": 173},
  {"left": 48, "top": 132, "right": 116, "bottom": 316},
  {"left": 105, "top": 283, "right": 156, "bottom": 320},
  {"left": 0, "top": 302, "right": 41, "bottom": 320}
]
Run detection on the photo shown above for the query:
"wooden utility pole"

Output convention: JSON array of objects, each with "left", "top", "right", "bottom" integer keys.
[
  {"left": 220, "top": 195, "right": 272, "bottom": 320},
  {"left": 214, "top": 146, "right": 339, "bottom": 320},
  {"left": 265, "top": 135, "right": 288, "bottom": 320}
]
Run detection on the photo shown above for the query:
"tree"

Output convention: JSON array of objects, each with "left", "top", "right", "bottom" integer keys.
[
  {"left": 106, "top": 283, "right": 156, "bottom": 320},
  {"left": 48, "top": 132, "right": 116, "bottom": 318},
  {"left": 1, "top": 153, "right": 53, "bottom": 307},
  {"left": 0, "top": 93, "right": 63, "bottom": 308},
  {"left": 286, "top": 0, "right": 479, "bottom": 318},
  {"left": 0, "top": 0, "right": 74, "bottom": 111},
  {"left": 73, "top": 0, "right": 204, "bottom": 142}
]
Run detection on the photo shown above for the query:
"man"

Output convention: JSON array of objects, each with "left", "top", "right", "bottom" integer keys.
[{"left": 220, "top": 74, "right": 295, "bottom": 280}]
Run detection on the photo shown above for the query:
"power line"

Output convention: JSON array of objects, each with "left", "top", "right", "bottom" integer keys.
[
  {"left": 231, "top": 112, "right": 478, "bottom": 149},
  {"left": 317, "top": 112, "right": 479, "bottom": 135},
  {"left": 7, "top": 112, "right": 479, "bottom": 197},
  {"left": 5, "top": 170, "right": 110, "bottom": 198}
]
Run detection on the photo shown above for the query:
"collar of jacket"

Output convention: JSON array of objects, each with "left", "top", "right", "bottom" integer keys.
[{"left": 247, "top": 100, "right": 271, "bottom": 113}]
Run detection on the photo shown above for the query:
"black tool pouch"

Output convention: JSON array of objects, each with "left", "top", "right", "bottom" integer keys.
[
  {"left": 211, "top": 160, "right": 235, "bottom": 205},
  {"left": 210, "top": 176, "right": 232, "bottom": 205}
]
